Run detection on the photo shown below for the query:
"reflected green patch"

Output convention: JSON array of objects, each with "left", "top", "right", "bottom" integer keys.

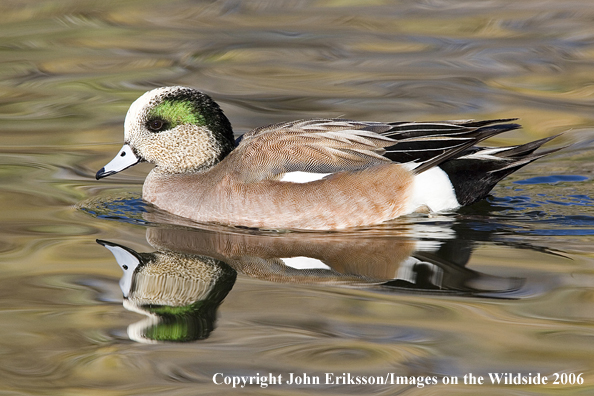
[
  {"left": 146, "top": 301, "right": 205, "bottom": 316},
  {"left": 142, "top": 318, "right": 207, "bottom": 342}
]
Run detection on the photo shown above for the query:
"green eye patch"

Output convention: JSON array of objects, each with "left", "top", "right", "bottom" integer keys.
[{"left": 148, "top": 99, "right": 206, "bottom": 128}]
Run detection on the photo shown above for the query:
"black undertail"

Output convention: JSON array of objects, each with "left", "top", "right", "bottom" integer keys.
[{"left": 439, "top": 135, "right": 563, "bottom": 206}]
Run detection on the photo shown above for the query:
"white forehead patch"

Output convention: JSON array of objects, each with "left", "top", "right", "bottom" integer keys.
[{"left": 124, "top": 86, "right": 189, "bottom": 139}]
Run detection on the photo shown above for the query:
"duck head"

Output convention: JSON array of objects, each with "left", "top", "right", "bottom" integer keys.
[{"left": 96, "top": 86, "right": 234, "bottom": 179}]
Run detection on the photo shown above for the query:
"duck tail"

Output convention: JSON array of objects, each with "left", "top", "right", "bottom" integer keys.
[
  {"left": 382, "top": 119, "right": 521, "bottom": 174},
  {"left": 439, "top": 134, "right": 564, "bottom": 206}
]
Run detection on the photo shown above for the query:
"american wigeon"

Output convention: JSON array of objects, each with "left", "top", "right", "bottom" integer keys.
[{"left": 96, "top": 86, "right": 560, "bottom": 230}]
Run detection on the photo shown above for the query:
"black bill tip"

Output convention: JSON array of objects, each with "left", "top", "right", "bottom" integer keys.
[{"left": 95, "top": 167, "right": 115, "bottom": 180}]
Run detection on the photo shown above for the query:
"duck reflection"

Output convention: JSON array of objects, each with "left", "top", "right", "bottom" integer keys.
[
  {"left": 98, "top": 239, "right": 236, "bottom": 343},
  {"left": 98, "top": 221, "right": 524, "bottom": 343}
]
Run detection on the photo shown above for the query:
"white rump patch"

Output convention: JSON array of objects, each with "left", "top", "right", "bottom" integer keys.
[
  {"left": 280, "top": 257, "right": 331, "bottom": 270},
  {"left": 280, "top": 171, "right": 331, "bottom": 183},
  {"left": 406, "top": 167, "right": 460, "bottom": 213}
]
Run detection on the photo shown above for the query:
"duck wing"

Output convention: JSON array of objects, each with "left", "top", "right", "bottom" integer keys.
[
  {"left": 231, "top": 119, "right": 396, "bottom": 182},
  {"left": 230, "top": 118, "right": 521, "bottom": 182}
]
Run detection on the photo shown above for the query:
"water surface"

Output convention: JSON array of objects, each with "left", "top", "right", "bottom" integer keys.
[{"left": 1, "top": 0, "right": 593, "bottom": 394}]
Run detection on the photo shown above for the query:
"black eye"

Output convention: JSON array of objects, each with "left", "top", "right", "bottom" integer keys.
[{"left": 147, "top": 119, "right": 166, "bottom": 132}]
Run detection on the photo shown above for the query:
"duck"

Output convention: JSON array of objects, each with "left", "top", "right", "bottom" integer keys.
[{"left": 96, "top": 86, "right": 560, "bottom": 230}]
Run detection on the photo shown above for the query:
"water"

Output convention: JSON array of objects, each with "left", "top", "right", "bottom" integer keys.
[{"left": 1, "top": 0, "right": 594, "bottom": 394}]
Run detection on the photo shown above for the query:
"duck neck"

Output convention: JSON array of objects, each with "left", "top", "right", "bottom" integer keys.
[
  {"left": 193, "top": 92, "right": 235, "bottom": 165},
  {"left": 214, "top": 130, "right": 235, "bottom": 163},
  {"left": 202, "top": 125, "right": 235, "bottom": 172}
]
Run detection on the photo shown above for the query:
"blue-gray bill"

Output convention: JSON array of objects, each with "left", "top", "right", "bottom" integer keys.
[{"left": 96, "top": 144, "right": 141, "bottom": 179}]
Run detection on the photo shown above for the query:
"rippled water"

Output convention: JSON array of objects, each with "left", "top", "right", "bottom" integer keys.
[{"left": 1, "top": 0, "right": 594, "bottom": 394}]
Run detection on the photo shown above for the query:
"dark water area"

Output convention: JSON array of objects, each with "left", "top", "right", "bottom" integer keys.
[{"left": 1, "top": 0, "right": 593, "bottom": 394}]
